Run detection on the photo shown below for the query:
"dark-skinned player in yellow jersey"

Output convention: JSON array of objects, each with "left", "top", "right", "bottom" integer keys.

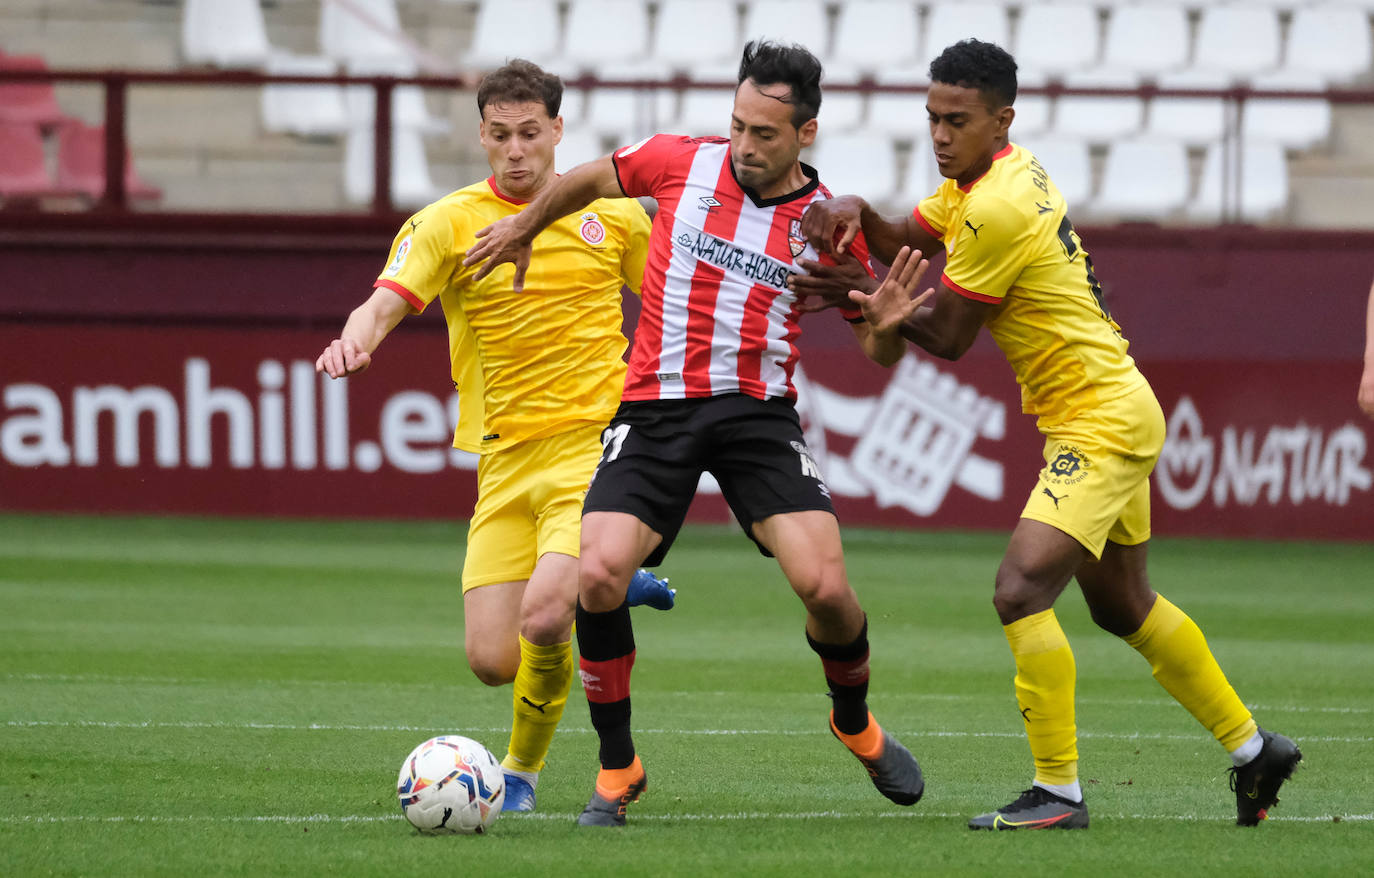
[{"left": 795, "top": 39, "right": 1301, "bottom": 830}]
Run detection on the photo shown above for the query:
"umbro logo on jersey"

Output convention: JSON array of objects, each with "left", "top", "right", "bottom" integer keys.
[{"left": 699, "top": 196, "right": 721, "bottom": 211}]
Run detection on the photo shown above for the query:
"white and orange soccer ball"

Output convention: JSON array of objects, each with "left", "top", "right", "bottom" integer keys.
[{"left": 396, "top": 735, "right": 506, "bottom": 834}]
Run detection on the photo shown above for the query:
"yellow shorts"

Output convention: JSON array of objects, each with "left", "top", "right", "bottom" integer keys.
[
  {"left": 1020, "top": 383, "right": 1166, "bottom": 559},
  {"left": 461, "top": 422, "right": 604, "bottom": 592}
]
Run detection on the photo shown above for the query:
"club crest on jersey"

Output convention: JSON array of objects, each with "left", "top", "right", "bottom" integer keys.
[
  {"left": 579, "top": 212, "right": 606, "bottom": 245},
  {"left": 384, "top": 235, "right": 412, "bottom": 276},
  {"left": 788, "top": 219, "right": 806, "bottom": 258}
]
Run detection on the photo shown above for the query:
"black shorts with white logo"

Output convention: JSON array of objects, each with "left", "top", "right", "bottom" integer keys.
[{"left": 583, "top": 393, "right": 835, "bottom": 566}]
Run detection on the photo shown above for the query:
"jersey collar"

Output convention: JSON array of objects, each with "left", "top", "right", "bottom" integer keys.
[
  {"left": 958, "top": 143, "right": 1015, "bottom": 193},
  {"left": 729, "top": 159, "right": 821, "bottom": 208},
  {"left": 486, "top": 175, "right": 529, "bottom": 205}
]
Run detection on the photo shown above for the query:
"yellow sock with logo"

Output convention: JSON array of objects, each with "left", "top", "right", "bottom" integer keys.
[
  {"left": 1123, "top": 595, "right": 1258, "bottom": 752},
  {"left": 502, "top": 635, "right": 573, "bottom": 774},
  {"left": 1005, "top": 609, "right": 1080, "bottom": 788}
]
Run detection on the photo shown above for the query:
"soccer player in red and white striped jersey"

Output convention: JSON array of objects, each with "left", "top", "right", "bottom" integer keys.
[{"left": 465, "top": 40, "right": 928, "bottom": 828}]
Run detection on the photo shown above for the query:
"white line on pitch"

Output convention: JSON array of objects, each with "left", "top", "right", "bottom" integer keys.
[
  {"left": 5, "top": 719, "right": 1373, "bottom": 744},
  {"left": 4, "top": 674, "right": 1369, "bottom": 717},
  {"left": 1, "top": 811, "right": 1369, "bottom": 826}
]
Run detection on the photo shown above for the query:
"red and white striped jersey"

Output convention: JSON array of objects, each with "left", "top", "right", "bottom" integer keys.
[{"left": 611, "top": 134, "right": 870, "bottom": 402}]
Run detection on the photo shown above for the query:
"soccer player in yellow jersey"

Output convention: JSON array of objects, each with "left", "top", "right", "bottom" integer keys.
[
  {"left": 315, "top": 60, "right": 673, "bottom": 814},
  {"left": 801, "top": 40, "right": 1302, "bottom": 829}
]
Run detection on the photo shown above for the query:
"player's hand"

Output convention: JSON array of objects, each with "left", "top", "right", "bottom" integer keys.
[
  {"left": 462, "top": 215, "right": 533, "bottom": 290},
  {"left": 849, "top": 246, "right": 935, "bottom": 336},
  {"left": 801, "top": 195, "right": 866, "bottom": 256},
  {"left": 1360, "top": 365, "right": 1374, "bottom": 418},
  {"left": 790, "top": 254, "right": 875, "bottom": 313},
  {"left": 315, "top": 338, "right": 372, "bottom": 378}
]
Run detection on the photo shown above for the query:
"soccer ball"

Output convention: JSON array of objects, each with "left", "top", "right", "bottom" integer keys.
[{"left": 396, "top": 735, "right": 506, "bottom": 834}]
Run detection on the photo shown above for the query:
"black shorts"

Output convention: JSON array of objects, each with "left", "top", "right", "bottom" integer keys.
[{"left": 583, "top": 393, "right": 836, "bottom": 566}]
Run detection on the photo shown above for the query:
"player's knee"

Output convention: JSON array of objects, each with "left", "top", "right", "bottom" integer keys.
[
  {"left": 578, "top": 552, "right": 630, "bottom": 608},
  {"left": 465, "top": 645, "right": 517, "bottom": 687},
  {"left": 992, "top": 570, "right": 1048, "bottom": 624},
  {"left": 793, "top": 570, "right": 854, "bottom": 616},
  {"left": 519, "top": 603, "right": 573, "bottom": 646}
]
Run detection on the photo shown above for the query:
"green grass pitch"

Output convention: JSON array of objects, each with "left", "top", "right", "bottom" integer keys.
[{"left": 2, "top": 513, "right": 1371, "bottom": 876}]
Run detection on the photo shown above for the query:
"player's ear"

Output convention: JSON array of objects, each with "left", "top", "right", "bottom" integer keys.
[
  {"left": 552, "top": 114, "right": 564, "bottom": 147},
  {"left": 996, "top": 104, "right": 1015, "bottom": 137},
  {"left": 798, "top": 116, "right": 818, "bottom": 149}
]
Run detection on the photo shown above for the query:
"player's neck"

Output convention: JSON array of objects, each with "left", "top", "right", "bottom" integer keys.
[{"left": 752, "top": 163, "right": 810, "bottom": 201}]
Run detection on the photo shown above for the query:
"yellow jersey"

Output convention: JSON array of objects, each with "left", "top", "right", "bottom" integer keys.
[
  {"left": 916, "top": 143, "right": 1147, "bottom": 428},
  {"left": 374, "top": 176, "right": 651, "bottom": 453}
]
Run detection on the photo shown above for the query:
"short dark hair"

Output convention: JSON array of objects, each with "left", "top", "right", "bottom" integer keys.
[
  {"left": 929, "top": 39, "right": 1018, "bottom": 109},
  {"left": 476, "top": 58, "right": 562, "bottom": 119},
  {"left": 737, "top": 40, "right": 823, "bottom": 128}
]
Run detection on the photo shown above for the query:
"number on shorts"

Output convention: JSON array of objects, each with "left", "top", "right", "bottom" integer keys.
[{"left": 599, "top": 423, "right": 631, "bottom": 464}]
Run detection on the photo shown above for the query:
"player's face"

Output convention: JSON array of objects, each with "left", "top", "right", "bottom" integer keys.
[
  {"left": 479, "top": 101, "right": 563, "bottom": 200},
  {"left": 926, "top": 82, "right": 1013, "bottom": 187},
  {"left": 729, "top": 78, "right": 817, "bottom": 198}
]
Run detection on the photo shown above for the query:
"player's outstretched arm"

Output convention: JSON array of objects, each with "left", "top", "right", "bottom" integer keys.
[
  {"left": 1361, "top": 277, "right": 1374, "bottom": 418},
  {"left": 463, "top": 155, "right": 625, "bottom": 290},
  {"left": 315, "top": 288, "right": 414, "bottom": 378},
  {"left": 801, "top": 196, "right": 940, "bottom": 266},
  {"left": 849, "top": 246, "right": 935, "bottom": 367}
]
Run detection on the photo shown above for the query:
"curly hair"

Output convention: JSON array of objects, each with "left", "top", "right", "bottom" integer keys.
[
  {"left": 737, "top": 39, "right": 823, "bottom": 128},
  {"left": 928, "top": 39, "right": 1018, "bottom": 109},
  {"left": 476, "top": 58, "right": 562, "bottom": 119}
]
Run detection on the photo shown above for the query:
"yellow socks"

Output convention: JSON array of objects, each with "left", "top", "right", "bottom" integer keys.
[
  {"left": 1004, "top": 609, "right": 1080, "bottom": 788},
  {"left": 501, "top": 635, "right": 573, "bottom": 775},
  {"left": 1123, "top": 595, "right": 1258, "bottom": 752}
]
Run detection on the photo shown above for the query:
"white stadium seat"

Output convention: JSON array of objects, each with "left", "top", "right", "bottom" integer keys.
[
  {"left": 343, "top": 125, "right": 441, "bottom": 208},
  {"left": 830, "top": 0, "right": 922, "bottom": 79},
  {"left": 581, "top": 61, "right": 668, "bottom": 143},
  {"left": 1014, "top": 2, "right": 1101, "bottom": 81},
  {"left": 808, "top": 133, "right": 898, "bottom": 203},
  {"left": 557, "top": 0, "right": 652, "bottom": 74},
  {"left": 1091, "top": 137, "right": 1189, "bottom": 221},
  {"left": 1053, "top": 69, "right": 1144, "bottom": 143},
  {"left": 554, "top": 129, "right": 607, "bottom": 174},
  {"left": 740, "top": 0, "right": 830, "bottom": 57},
  {"left": 651, "top": 0, "right": 740, "bottom": 75},
  {"left": 1188, "top": 141, "right": 1290, "bottom": 223},
  {"left": 1283, "top": 3, "right": 1374, "bottom": 85},
  {"left": 921, "top": 2, "right": 1012, "bottom": 70},
  {"left": 1190, "top": 6, "right": 1282, "bottom": 82},
  {"left": 466, "top": 0, "right": 561, "bottom": 70},
  {"left": 182, "top": 0, "right": 271, "bottom": 68},
  {"left": 1242, "top": 70, "right": 1332, "bottom": 151},
  {"left": 1096, "top": 4, "right": 1189, "bottom": 81},
  {"left": 1147, "top": 70, "right": 1231, "bottom": 147},
  {"left": 260, "top": 53, "right": 349, "bottom": 137},
  {"left": 865, "top": 71, "right": 928, "bottom": 141},
  {"left": 319, "top": 0, "right": 410, "bottom": 65},
  {"left": 344, "top": 56, "right": 449, "bottom": 135}
]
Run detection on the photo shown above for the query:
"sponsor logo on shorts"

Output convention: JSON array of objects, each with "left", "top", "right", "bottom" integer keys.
[{"left": 1044, "top": 445, "right": 1090, "bottom": 487}]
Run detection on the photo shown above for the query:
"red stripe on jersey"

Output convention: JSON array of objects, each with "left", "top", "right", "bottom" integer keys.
[
  {"left": 942, "top": 272, "right": 1001, "bottom": 303},
  {"left": 682, "top": 157, "right": 745, "bottom": 396},
  {"left": 374, "top": 278, "right": 425, "bottom": 311},
  {"left": 914, "top": 207, "right": 943, "bottom": 240}
]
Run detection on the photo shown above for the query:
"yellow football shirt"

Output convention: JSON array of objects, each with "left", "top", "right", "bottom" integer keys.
[
  {"left": 916, "top": 143, "right": 1147, "bottom": 428},
  {"left": 374, "top": 176, "right": 651, "bottom": 453}
]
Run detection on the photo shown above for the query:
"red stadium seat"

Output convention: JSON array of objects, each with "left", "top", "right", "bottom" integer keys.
[
  {"left": 0, "top": 54, "right": 67, "bottom": 129},
  {"left": 0, "top": 121, "right": 58, "bottom": 200},
  {"left": 55, "top": 120, "right": 162, "bottom": 202}
]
